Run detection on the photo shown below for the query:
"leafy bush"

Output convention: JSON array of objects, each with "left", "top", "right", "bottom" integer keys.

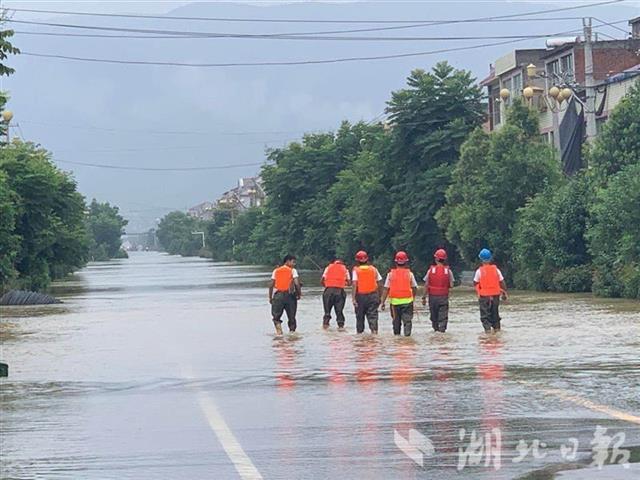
[
  {"left": 550, "top": 265, "right": 593, "bottom": 293},
  {"left": 588, "top": 163, "right": 640, "bottom": 299}
]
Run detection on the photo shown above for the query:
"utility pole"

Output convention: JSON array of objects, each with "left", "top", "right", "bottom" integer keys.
[{"left": 583, "top": 17, "right": 598, "bottom": 142}]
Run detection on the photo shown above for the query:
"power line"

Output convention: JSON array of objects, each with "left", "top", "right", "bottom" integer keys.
[
  {"left": 17, "top": 33, "right": 583, "bottom": 68},
  {"left": 7, "top": 1, "right": 626, "bottom": 24},
  {"left": 5, "top": 1, "right": 627, "bottom": 38},
  {"left": 10, "top": 29, "right": 598, "bottom": 42},
  {"left": 19, "top": 120, "right": 306, "bottom": 136},
  {"left": 54, "top": 159, "right": 265, "bottom": 171},
  {"left": 592, "top": 16, "right": 633, "bottom": 35}
]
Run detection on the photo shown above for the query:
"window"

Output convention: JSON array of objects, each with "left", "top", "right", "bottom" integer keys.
[
  {"left": 560, "top": 53, "right": 574, "bottom": 77},
  {"left": 512, "top": 73, "right": 523, "bottom": 96},
  {"left": 493, "top": 96, "right": 501, "bottom": 126},
  {"left": 547, "top": 59, "right": 560, "bottom": 78}
]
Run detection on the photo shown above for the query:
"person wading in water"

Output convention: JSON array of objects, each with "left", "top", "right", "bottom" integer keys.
[{"left": 269, "top": 254, "right": 302, "bottom": 335}]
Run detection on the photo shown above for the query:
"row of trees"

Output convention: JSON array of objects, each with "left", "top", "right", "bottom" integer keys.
[
  {"left": 156, "top": 63, "right": 640, "bottom": 299},
  {"left": 0, "top": 139, "right": 129, "bottom": 293}
]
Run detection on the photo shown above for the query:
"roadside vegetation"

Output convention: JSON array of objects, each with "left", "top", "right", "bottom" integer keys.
[{"left": 158, "top": 65, "right": 640, "bottom": 300}]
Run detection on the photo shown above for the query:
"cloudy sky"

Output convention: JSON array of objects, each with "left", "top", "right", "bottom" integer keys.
[{"left": 3, "top": 1, "right": 638, "bottom": 231}]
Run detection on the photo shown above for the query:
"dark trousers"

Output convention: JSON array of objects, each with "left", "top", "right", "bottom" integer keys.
[
  {"left": 428, "top": 295, "right": 449, "bottom": 332},
  {"left": 355, "top": 292, "right": 379, "bottom": 333},
  {"left": 479, "top": 295, "right": 501, "bottom": 332},
  {"left": 391, "top": 302, "right": 413, "bottom": 336},
  {"left": 272, "top": 291, "right": 298, "bottom": 332},
  {"left": 322, "top": 287, "right": 346, "bottom": 327}
]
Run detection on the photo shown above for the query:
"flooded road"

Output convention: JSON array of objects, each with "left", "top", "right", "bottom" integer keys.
[{"left": 1, "top": 252, "right": 639, "bottom": 479}]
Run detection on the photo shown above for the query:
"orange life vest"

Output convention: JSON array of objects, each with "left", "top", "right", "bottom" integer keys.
[
  {"left": 427, "top": 264, "right": 450, "bottom": 296},
  {"left": 324, "top": 262, "right": 348, "bottom": 289},
  {"left": 388, "top": 268, "right": 413, "bottom": 299},
  {"left": 273, "top": 265, "right": 294, "bottom": 292},
  {"left": 354, "top": 265, "right": 378, "bottom": 294},
  {"left": 477, "top": 264, "right": 502, "bottom": 296}
]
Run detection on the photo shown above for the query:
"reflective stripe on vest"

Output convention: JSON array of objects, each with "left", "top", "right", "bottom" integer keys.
[
  {"left": 428, "top": 265, "right": 450, "bottom": 296},
  {"left": 388, "top": 268, "right": 413, "bottom": 300},
  {"left": 324, "top": 262, "right": 348, "bottom": 289},
  {"left": 355, "top": 265, "right": 377, "bottom": 294},
  {"left": 274, "top": 265, "right": 293, "bottom": 292},
  {"left": 477, "top": 264, "right": 501, "bottom": 296}
]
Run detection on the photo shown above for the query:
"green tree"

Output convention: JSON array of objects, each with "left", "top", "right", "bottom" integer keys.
[
  {"left": 386, "top": 63, "right": 485, "bottom": 273},
  {"left": 247, "top": 121, "right": 382, "bottom": 265},
  {"left": 86, "top": 199, "right": 129, "bottom": 261},
  {"left": 588, "top": 82, "right": 640, "bottom": 178},
  {"left": 436, "top": 100, "right": 562, "bottom": 280},
  {"left": 0, "top": 141, "right": 88, "bottom": 290},
  {"left": 156, "top": 211, "right": 203, "bottom": 257},
  {"left": 328, "top": 147, "right": 393, "bottom": 265},
  {"left": 588, "top": 163, "right": 640, "bottom": 299},
  {"left": 512, "top": 174, "right": 593, "bottom": 292},
  {"left": 0, "top": 19, "right": 20, "bottom": 77},
  {"left": 0, "top": 171, "right": 18, "bottom": 291}
]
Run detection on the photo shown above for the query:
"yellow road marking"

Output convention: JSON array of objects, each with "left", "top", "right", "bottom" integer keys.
[{"left": 518, "top": 380, "right": 640, "bottom": 425}]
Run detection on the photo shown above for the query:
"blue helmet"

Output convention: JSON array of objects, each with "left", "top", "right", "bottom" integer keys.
[{"left": 478, "top": 248, "right": 492, "bottom": 261}]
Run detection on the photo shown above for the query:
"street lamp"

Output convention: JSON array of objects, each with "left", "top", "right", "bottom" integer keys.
[
  {"left": 2, "top": 110, "right": 13, "bottom": 144},
  {"left": 560, "top": 88, "right": 573, "bottom": 102}
]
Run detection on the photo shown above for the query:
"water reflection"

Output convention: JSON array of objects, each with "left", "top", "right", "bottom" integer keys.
[
  {"left": 477, "top": 335, "right": 506, "bottom": 473},
  {"left": 272, "top": 335, "right": 303, "bottom": 390}
]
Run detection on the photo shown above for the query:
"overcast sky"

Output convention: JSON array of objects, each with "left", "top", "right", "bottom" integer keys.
[{"left": 3, "top": 1, "right": 638, "bottom": 232}]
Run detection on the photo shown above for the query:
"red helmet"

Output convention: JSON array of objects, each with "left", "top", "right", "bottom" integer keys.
[
  {"left": 355, "top": 250, "right": 369, "bottom": 262},
  {"left": 394, "top": 251, "right": 409, "bottom": 265},
  {"left": 434, "top": 249, "right": 448, "bottom": 260}
]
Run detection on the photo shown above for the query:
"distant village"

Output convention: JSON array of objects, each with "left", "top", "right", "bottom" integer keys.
[{"left": 187, "top": 176, "right": 266, "bottom": 221}]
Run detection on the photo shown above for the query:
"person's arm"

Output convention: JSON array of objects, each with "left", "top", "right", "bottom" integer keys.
[
  {"left": 500, "top": 281, "right": 508, "bottom": 301},
  {"left": 268, "top": 279, "right": 275, "bottom": 304},
  {"left": 380, "top": 287, "right": 389, "bottom": 310},
  {"left": 422, "top": 273, "right": 428, "bottom": 305},
  {"left": 449, "top": 270, "right": 455, "bottom": 288},
  {"left": 411, "top": 273, "right": 417, "bottom": 302},
  {"left": 294, "top": 277, "right": 302, "bottom": 299},
  {"left": 473, "top": 269, "right": 481, "bottom": 298},
  {"left": 376, "top": 268, "right": 384, "bottom": 297},
  {"left": 497, "top": 268, "right": 508, "bottom": 300},
  {"left": 380, "top": 273, "right": 390, "bottom": 310},
  {"left": 351, "top": 268, "right": 358, "bottom": 306},
  {"left": 346, "top": 270, "right": 352, "bottom": 287}
]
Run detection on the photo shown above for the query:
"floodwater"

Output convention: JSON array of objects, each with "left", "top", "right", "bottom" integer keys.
[{"left": 1, "top": 252, "right": 639, "bottom": 479}]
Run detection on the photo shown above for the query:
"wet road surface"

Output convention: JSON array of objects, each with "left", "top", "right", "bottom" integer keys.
[{"left": 1, "top": 252, "right": 639, "bottom": 479}]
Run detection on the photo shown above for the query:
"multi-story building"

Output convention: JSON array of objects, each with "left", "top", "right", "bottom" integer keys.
[
  {"left": 481, "top": 48, "right": 548, "bottom": 131},
  {"left": 481, "top": 26, "right": 640, "bottom": 173},
  {"left": 217, "top": 177, "right": 265, "bottom": 211}
]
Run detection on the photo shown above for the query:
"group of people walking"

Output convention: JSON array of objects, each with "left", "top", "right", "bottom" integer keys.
[{"left": 268, "top": 248, "right": 508, "bottom": 336}]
